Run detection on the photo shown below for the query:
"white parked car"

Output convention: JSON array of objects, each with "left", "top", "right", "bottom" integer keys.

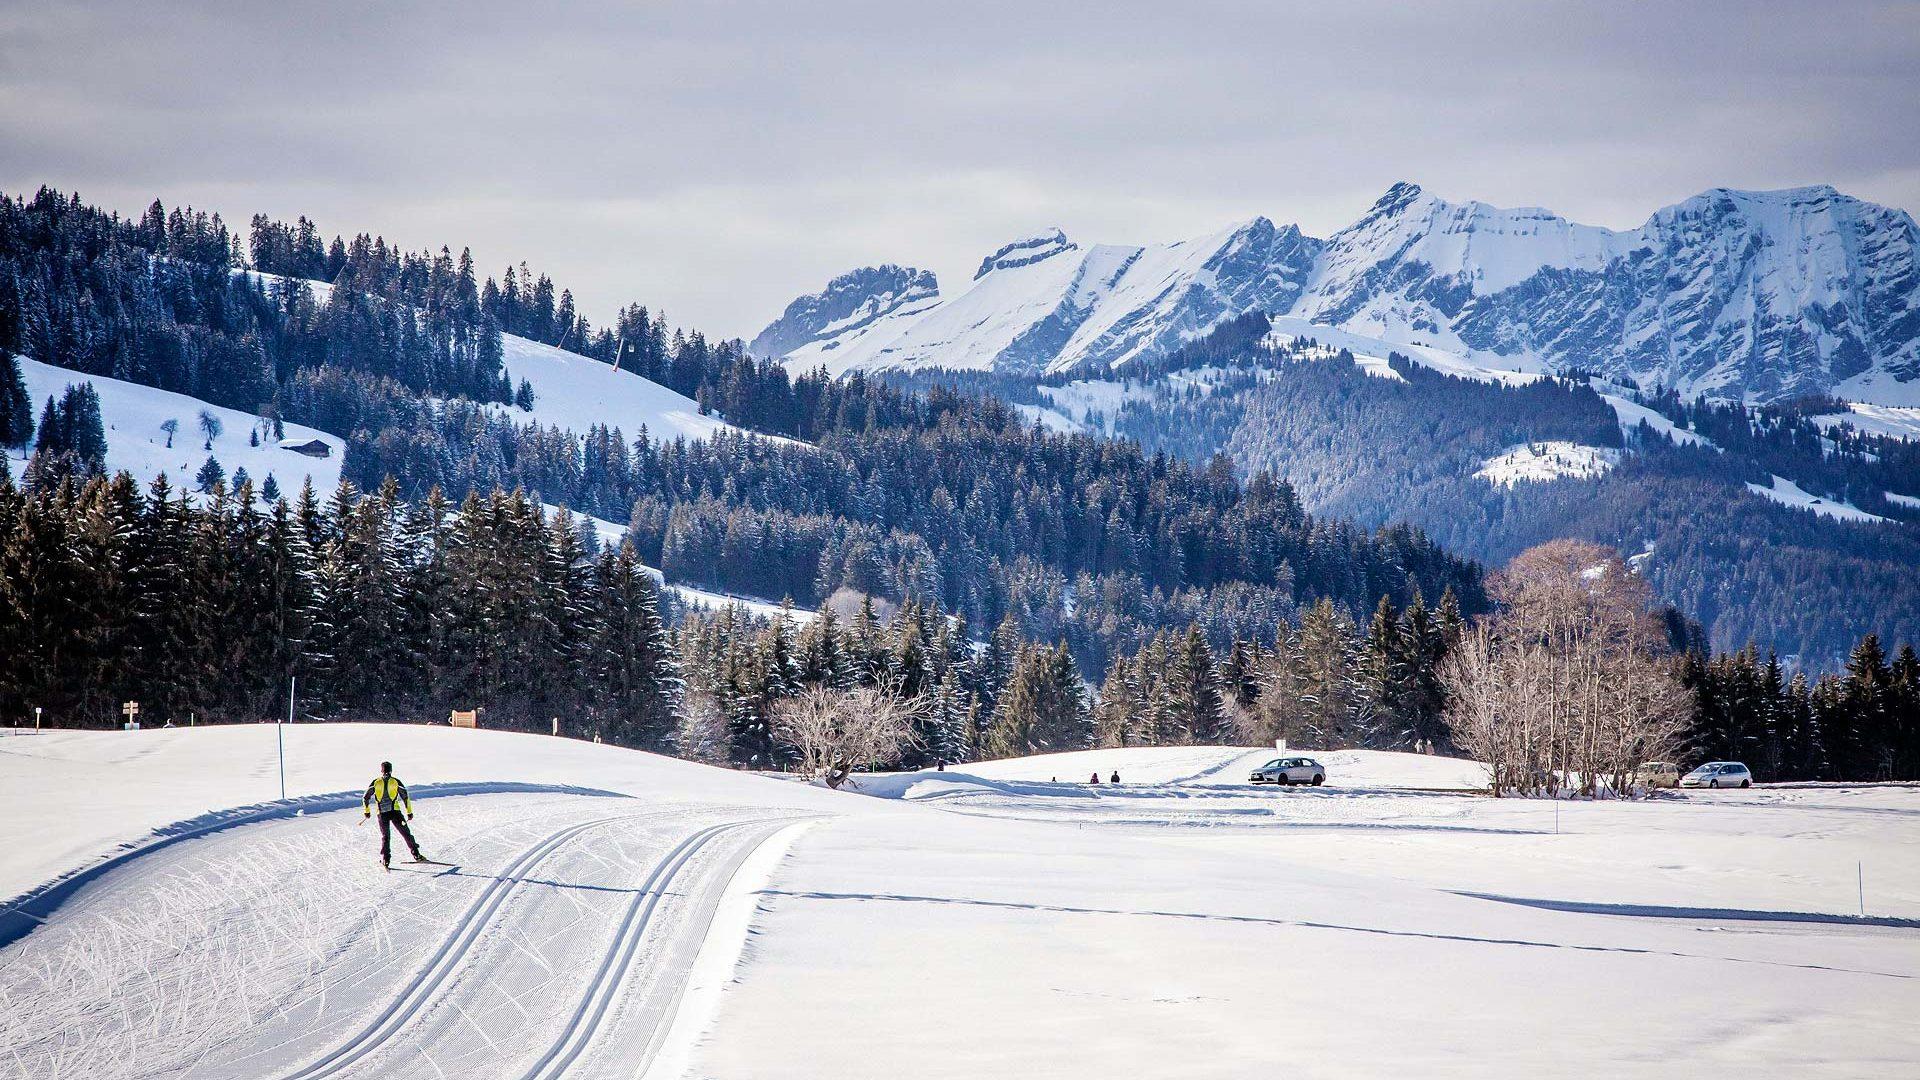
[
  {"left": 1250, "top": 756, "right": 1325, "bottom": 786},
  {"left": 1680, "top": 761, "right": 1752, "bottom": 789}
]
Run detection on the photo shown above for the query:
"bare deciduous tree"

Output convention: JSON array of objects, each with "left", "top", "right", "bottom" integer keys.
[
  {"left": 1441, "top": 539, "right": 1688, "bottom": 798},
  {"left": 776, "top": 685, "right": 922, "bottom": 789}
]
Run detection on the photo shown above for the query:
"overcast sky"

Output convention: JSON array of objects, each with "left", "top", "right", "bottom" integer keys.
[{"left": 4, "top": 0, "right": 1917, "bottom": 339}]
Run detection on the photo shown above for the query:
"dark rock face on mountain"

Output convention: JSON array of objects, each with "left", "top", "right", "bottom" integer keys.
[
  {"left": 756, "top": 183, "right": 1920, "bottom": 404},
  {"left": 747, "top": 264, "right": 939, "bottom": 362}
]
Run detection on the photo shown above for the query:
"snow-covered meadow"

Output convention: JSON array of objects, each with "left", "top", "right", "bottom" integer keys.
[{"left": 1, "top": 727, "right": 1915, "bottom": 1078}]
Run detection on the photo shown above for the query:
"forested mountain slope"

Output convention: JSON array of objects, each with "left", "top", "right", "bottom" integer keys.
[
  {"left": 984, "top": 316, "right": 1920, "bottom": 664},
  {"left": 0, "top": 187, "right": 1483, "bottom": 681}
]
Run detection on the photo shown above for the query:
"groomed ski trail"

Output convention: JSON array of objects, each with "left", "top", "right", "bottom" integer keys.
[
  {"left": 273, "top": 812, "right": 810, "bottom": 1080},
  {"left": 277, "top": 813, "right": 631, "bottom": 1080},
  {"left": 518, "top": 816, "right": 801, "bottom": 1080}
]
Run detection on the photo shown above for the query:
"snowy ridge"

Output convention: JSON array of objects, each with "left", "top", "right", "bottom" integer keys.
[
  {"left": 747, "top": 264, "right": 940, "bottom": 363},
  {"left": 754, "top": 182, "right": 1920, "bottom": 405},
  {"left": 767, "top": 217, "right": 1319, "bottom": 378}
]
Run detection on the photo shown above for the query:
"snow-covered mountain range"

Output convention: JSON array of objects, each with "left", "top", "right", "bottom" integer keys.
[{"left": 752, "top": 183, "right": 1920, "bottom": 404}]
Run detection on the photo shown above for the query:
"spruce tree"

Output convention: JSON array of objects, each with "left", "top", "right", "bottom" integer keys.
[
  {"left": 0, "top": 350, "right": 31, "bottom": 451},
  {"left": 986, "top": 642, "right": 1089, "bottom": 758}
]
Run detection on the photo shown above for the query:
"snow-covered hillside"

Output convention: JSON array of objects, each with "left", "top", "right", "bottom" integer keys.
[
  {"left": 496, "top": 333, "right": 769, "bottom": 445},
  {"left": 1812, "top": 402, "right": 1920, "bottom": 441},
  {"left": 1475, "top": 441, "right": 1622, "bottom": 487},
  {"left": 4, "top": 732, "right": 1916, "bottom": 1078},
  {"left": 238, "top": 269, "right": 771, "bottom": 446},
  {"left": 753, "top": 183, "right": 1920, "bottom": 406},
  {"left": 15, "top": 355, "right": 343, "bottom": 496},
  {"left": 1744, "top": 474, "right": 1892, "bottom": 524}
]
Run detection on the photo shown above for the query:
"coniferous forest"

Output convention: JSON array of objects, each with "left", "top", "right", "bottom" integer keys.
[{"left": 3, "top": 185, "right": 1919, "bottom": 783}]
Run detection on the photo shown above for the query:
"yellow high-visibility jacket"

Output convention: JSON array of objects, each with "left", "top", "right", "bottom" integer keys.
[{"left": 364, "top": 775, "right": 413, "bottom": 816}]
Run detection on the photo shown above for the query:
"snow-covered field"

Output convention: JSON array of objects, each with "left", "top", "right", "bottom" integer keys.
[{"left": 3, "top": 729, "right": 1915, "bottom": 1077}]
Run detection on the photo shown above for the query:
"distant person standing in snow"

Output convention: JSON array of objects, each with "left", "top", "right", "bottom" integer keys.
[
  {"left": 1110, "top": 770, "right": 1120, "bottom": 784},
  {"left": 362, "top": 761, "right": 425, "bottom": 869}
]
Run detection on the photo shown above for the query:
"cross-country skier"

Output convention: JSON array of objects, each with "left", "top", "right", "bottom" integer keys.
[{"left": 362, "top": 761, "right": 426, "bottom": 869}]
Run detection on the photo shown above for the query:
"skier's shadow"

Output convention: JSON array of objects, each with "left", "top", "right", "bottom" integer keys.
[
  {"left": 390, "top": 862, "right": 464, "bottom": 879},
  {"left": 432, "top": 865, "right": 682, "bottom": 899}
]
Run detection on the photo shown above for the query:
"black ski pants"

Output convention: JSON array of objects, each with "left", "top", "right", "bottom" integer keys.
[{"left": 378, "top": 810, "right": 421, "bottom": 863}]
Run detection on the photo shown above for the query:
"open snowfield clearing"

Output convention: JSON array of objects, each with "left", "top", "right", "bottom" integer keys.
[
  {"left": 1475, "top": 441, "right": 1622, "bottom": 487},
  {"left": 3, "top": 730, "right": 1916, "bottom": 1078},
  {"left": 15, "top": 356, "right": 345, "bottom": 497},
  {"left": 1744, "top": 474, "right": 1893, "bottom": 524}
]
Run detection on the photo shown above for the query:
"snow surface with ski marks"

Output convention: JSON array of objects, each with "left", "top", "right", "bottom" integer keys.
[{"left": 3, "top": 729, "right": 1915, "bottom": 1078}]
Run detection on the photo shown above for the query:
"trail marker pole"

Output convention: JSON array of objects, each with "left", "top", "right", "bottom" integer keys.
[
  {"left": 1859, "top": 862, "right": 1865, "bottom": 917},
  {"left": 280, "top": 677, "right": 293, "bottom": 802},
  {"left": 33, "top": 706, "right": 40, "bottom": 731}
]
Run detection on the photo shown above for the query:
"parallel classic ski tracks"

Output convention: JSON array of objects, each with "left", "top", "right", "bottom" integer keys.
[
  {"left": 277, "top": 812, "right": 799, "bottom": 1080},
  {"left": 517, "top": 816, "right": 796, "bottom": 1080},
  {"left": 278, "top": 814, "right": 627, "bottom": 1080}
]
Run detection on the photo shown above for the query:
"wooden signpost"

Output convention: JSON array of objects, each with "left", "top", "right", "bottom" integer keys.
[{"left": 122, "top": 700, "right": 140, "bottom": 730}]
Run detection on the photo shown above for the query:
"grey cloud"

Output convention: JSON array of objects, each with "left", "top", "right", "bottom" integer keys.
[{"left": 2, "top": 0, "right": 1915, "bottom": 338}]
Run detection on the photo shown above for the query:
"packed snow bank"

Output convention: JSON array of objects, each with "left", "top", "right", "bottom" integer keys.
[
  {"left": 1305, "top": 747, "right": 1490, "bottom": 789},
  {"left": 1745, "top": 474, "right": 1892, "bottom": 524},
  {"left": 856, "top": 745, "right": 1488, "bottom": 800},
  {"left": 1475, "top": 441, "right": 1621, "bottom": 486},
  {"left": 0, "top": 724, "right": 855, "bottom": 903},
  {"left": 15, "top": 356, "right": 343, "bottom": 496}
]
